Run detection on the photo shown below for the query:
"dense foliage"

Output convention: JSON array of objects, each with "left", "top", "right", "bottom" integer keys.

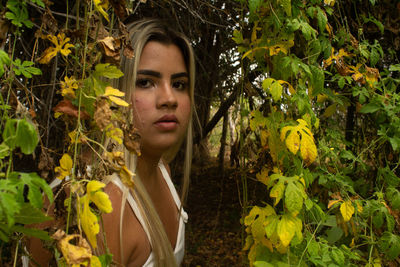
[
  {"left": 233, "top": 0, "right": 400, "bottom": 266},
  {"left": 0, "top": 0, "right": 399, "bottom": 266}
]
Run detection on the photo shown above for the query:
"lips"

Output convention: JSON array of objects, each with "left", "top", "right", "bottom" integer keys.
[{"left": 154, "top": 114, "right": 179, "bottom": 130}]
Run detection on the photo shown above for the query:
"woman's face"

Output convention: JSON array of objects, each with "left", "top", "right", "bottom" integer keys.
[{"left": 131, "top": 41, "right": 191, "bottom": 157}]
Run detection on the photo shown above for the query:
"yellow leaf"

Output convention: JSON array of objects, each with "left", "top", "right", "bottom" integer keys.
[
  {"left": 38, "top": 33, "right": 74, "bottom": 64},
  {"left": 38, "top": 47, "right": 58, "bottom": 64},
  {"left": 324, "top": 0, "right": 335, "bottom": 6},
  {"left": 277, "top": 215, "right": 296, "bottom": 247},
  {"left": 278, "top": 80, "right": 295, "bottom": 95},
  {"left": 61, "top": 76, "right": 78, "bottom": 99},
  {"left": 106, "top": 125, "right": 123, "bottom": 144},
  {"left": 90, "top": 256, "right": 102, "bottom": 267},
  {"left": 256, "top": 167, "right": 269, "bottom": 186},
  {"left": 108, "top": 95, "right": 129, "bottom": 107},
  {"left": 281, "top": 120, "right": 318, "bottom": 164},
  {"left": 356, "top": 202, "right": 363, "bottom": 213},
  {"left": 327, "top": 199, "right": 342, "bottom": 209},
  {"left": 340, "top": 200, "right": 355, "bottom": 222},
  {"left": 87, "top": 180, "right": 106, "bottom": 193},
  {"left": 323, "top": 103, "right": 337, "bottom": 118},
  {"left": 94, "top": 0, "right": 110, "bottom": 22},
  {"left": 270, "top": 181, "right": 285, "bottom": 206},
  {"left": 119, "top": 165, "right": 135, "bottom": 189},
  {"left": 104, "top": 86, "right": 125, "bottom": 97},
  {"left": 285, "top": 130, "right": 300, "bottom": 154},
  {"left": 55, "top": 154, "right": 73, "bottom": 180},
  {"left": 53, "top": 231, "right": 92, "bottom": 265},
  {"left": 317, "top": 94, "right": 329, "bottom": 103},
  {"left": 300, "top": 133, "right": 318, "bottom": 164},
  {"left": 91, "top": 191, "right": 112, "bottom": 213},
  {"left": 80, "top": 195, "right": 100, "bottom": 248},
  {"left": 260, "top": 130, "right": 268, "bottom": 147}
]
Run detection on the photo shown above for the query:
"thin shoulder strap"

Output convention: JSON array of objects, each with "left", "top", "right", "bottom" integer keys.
[
  {"left": 158, "top": 161, "right": 188, "bottom": 223},
  {"left": 108, "top": 174, "right": 152, "bottom": 243}
]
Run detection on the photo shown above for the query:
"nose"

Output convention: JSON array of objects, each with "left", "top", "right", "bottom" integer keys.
[{"left": 157, "top": 82, "right": 178, "bottom": 109}]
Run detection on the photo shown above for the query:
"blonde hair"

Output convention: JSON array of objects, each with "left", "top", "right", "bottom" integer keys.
[{"left": 114, "top": 18, "right": 196, "bottom": 266}]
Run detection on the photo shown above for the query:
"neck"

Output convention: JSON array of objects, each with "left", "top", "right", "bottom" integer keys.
[{"left": 136, "top": 152, "right": 162, "bottom": 191}]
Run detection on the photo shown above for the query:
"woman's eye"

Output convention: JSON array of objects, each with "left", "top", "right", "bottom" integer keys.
[
  {"left": 136, "top": 79, "right": 153, "bottom": 88},
  {"left": 173, "top": 80, "right": 188, "bottom": 91}
]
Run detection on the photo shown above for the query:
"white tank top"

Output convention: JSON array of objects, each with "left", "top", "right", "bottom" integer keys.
[
  {"left": 110, "top": 161, "right": 188, "bottom": 266},
  {"left": 21, "top": 162, "right": 187, "bottom": 267}
]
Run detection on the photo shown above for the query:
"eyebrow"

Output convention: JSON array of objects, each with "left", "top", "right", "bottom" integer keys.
[{"left": 137, "top": 70, "right": 188, "bottom": 79}]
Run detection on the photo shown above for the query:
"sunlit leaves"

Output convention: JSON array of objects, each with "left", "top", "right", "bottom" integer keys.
[
  {"left": 103, "top": 86, "right": 129, "bottom": 107},
  {"left": 54, "top": 154, "right": 73, "bottom": 180},
  {"left": 78, "top": 181, "right": 112, "bottom": 248},
  {"left": 38, "top": 33, "right": 74, "bottom": 64},
  {"left": 340, "top": 201, "right": 355, "bottom": 222},
  {"left": 280, "top": 119, "right": 317, "bottom": 164}
]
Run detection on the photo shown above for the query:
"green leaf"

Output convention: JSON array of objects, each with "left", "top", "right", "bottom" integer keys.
[
  {"left": 3, "top": 119, "right": 17, "bottom": 149},
  {"left": 386, "top": 187, "right": 400, "bottom": 210},
  {"left": 307, "top": 239, "right": 320, "bottom": 257},
  {"left": 14, "top": 203, "right": 53, "bottom": 224},
  {"left": 0, "top": 190, "right": 21, "bottom": 226},
  {"left": 0, "top": 143, "right": 10, "bottom": 159},
  {"left": 254, "top": 261, "right": 275, "bottom": 267},
  {"left": 389, "top": 64, "right": 400, "bottom": 72},
  {"left": 270, "top": 81, "right": 283, "bottom": 102},
  {"left": 285, "top": 181, "right": 304, "bottom": 216},
  {"left": 94, "top": 63, "right": 123, "bottom": 79},
  {"left": 316, "top": 7, "right": 327, "bottom": 32},
  {"left": 11, "top": 225, "right": 50, "bottom": 240},
  {"left": 331, "top": 248, "right": 345, "bottom": 265},
  {"left": 232, "top": 29, "right": 244, "bottom": 44},
  {"left": 378, "top": 232, "right": 400, "bottom": 260},
  {"left": 16, "top": 119, "right": 39, "bottom": 154},
  {"left": 359, "top": 102, "right": 381, "bottom": 113},
  {"left": 279, "top": 0, "right": 291, "bottom": 16},
  {"left": 310, "top": 65, "right": 325, "bottom": 96},
  {"left": 370, "top": 48, "right": 380, "bottom": 66},
  {"left": 0, "top": 224, "right": 10, "bottom": 242},
  {"left": 249, "top": 0, "right": 263, "bottom": 17},
  {"left": 264, "top": 215, "right": 279, "bottom": 238},
  {"left": 10, "top": 172, "right": 54, "bottom": 209},
  {"left": 98, "top": 253, "right": 114, "bottom": 267}
]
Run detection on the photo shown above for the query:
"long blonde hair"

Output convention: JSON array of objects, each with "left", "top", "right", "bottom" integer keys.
[{"left": 114, "top": 18, "right": 196, "bottom": 266}]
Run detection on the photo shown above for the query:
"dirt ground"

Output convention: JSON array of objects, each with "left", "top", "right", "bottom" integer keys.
[{"left": 182, "top": 160, "right": 245, "bottom": 266}]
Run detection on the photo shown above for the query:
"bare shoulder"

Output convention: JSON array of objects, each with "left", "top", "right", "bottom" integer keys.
[{"left": 101, "top": 182, "right": 151, "bottom": 267}]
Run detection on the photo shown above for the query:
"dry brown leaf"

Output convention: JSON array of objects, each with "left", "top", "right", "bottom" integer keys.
[
  {"left": 123, "top": 124, "right": 141, "bottom": 155},
  {"left": 94, "top": 99, "right": 112, "bottom": 130},
  {"left": 99, "top": 36, "right": 121, "bottom": 63},
  {"left": 53, "top": 99, "right": 90, "bottom": 120}
]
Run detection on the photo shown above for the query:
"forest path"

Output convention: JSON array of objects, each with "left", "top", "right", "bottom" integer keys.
[{"left": 183, "top": 160, "right": 245, "bottom": 266}]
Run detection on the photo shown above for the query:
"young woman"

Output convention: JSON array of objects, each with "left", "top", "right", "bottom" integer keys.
[{"left": 100, "top": 19, "right": 196, "bottom": 266}]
